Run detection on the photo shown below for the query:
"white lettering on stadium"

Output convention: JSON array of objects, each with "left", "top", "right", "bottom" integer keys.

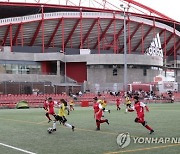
[{"left": 145, "top": 33, "right": 163, "bottom": 58}]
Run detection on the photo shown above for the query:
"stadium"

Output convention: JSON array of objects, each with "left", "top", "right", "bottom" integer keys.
[
  {"left": 0, "top": 0, "right": 179, "bottom": 94},
  {"left": 0, "top": 1, "right": 180, "bottom": 154}
]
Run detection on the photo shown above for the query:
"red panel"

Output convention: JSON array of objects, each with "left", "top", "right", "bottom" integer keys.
[
  {"left": 81, "top": 101, "right": 89, "bottom": 107},
  {"left": 41, "top": 62, "right": 51, "bottom": 74},
  {"left": 66, "top": 62, "right": 87, "bottom": 83}
]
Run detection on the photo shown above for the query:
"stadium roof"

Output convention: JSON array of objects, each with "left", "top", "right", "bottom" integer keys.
[{"left": 0, "top": 0, "right": 179, "bottom": 59}]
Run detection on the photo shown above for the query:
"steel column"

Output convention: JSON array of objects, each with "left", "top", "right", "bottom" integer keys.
[{"left": 41, "top": 5, "right": 44, "bottom": 53}]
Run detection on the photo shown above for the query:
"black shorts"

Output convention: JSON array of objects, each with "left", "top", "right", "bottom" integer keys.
[
  {"left": 126, "top": 104, "right": 131, "bottom": 108},
  {"left": 55, "top": 115, "right": 67, "bottom": 123}
]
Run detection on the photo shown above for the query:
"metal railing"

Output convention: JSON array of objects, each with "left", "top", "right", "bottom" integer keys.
[{"left": 0, "top": 12, "right": 114, "bottom": 26}]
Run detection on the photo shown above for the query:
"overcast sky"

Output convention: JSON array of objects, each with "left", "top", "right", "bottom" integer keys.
[
  {"left": 2, "top": 0, "right": 180, "bottom": 22},
  {"left": 136, "top": 0, "right": 180, "bottom": 21}
]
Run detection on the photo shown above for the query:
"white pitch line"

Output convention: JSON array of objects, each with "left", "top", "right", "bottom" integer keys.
[{"left": 0, "top": 142, "right": 36, "bottom": 154}]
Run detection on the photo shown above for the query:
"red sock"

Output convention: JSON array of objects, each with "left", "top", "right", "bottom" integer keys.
[
  {"left": 145, "top": 125, "right": 153, "bottom": 131},
  {"left": 99, "top": 119, "right": 106, "bottom": 123},
  {"left": 96, "top": 121, "right": 100, "bottom": 129}
]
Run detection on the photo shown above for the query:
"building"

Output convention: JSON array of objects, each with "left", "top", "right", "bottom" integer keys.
[{"left": 0, "top": 0, "right": 179, "bottom": 93}]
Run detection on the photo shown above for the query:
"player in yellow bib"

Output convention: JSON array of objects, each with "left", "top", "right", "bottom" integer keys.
[
  {"left": 52, "top": 99, "right": 75, "bottom": 132},
  {"left": 69, "top": 99, "right": 75, "bottom": 111},
  {"left": 101, "top": 100, "right": 107, "bottom": 108},
  {"left": 58, "top": 102, "right": 66, "bottom": 116},
  {"left": 98, "top": 97, "right": 110, "bottom": 117},
  {"left": 125, "top": 96, "right": 132, "bottom": 113}
]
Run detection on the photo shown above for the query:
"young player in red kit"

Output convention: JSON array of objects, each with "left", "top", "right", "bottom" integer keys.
[
  {"left": 129, "top": 96, "right": 154, "bottom": 134},
  {"left": 93, "top": 97, "right": 109, "bottom": 130},
  {"left": 116, "top": 98, "right": 121, "bottom": 110},
  {"left": 43, "top": 97, "right": 57, "bottom": 123}
]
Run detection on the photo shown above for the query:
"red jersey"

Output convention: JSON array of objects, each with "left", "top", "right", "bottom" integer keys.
[
  {"left": 48, "top": 101, "right": 55, "bottom": 113},
  {"left": 93, "top": 102, "right": 100, "bottom": 113},
  {"left": 93, "top": 102, "right": 103, "bottom": 112},
  {"left": 116, "top": 98, "right": 121, "bottom": 105},
  {"left": 134, "top": 101, "right": 146, "bottom": 115},
  {"left": 43, "top": 100, "right": 48, "bottom": 110},
  {"left": 93, "top": 102, "right": 103, "bottom": 120},
  {"left": 45, "top": 100, "right": 57, "bottom": 114}
]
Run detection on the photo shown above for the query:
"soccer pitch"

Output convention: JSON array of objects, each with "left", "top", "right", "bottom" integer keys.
[{"left": 0, "top": 103, "right": 180, "bottom": 154}]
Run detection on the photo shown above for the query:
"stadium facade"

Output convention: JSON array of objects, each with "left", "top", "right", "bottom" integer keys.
[{"left": 0, "top": 0, "right": 179, "bottom": 93}]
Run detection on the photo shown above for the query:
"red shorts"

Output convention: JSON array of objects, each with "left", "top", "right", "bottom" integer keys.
[
  {"left": 137, "top": 113, "right": 144, "bottom": 122},
  {"left": 95, "top": 110, "right": 103, "bottom": 120},
  {"left": 48, "top": 110, "right": 55, "bottom": 115}
]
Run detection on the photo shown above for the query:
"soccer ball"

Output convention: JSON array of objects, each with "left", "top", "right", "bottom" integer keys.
[{"left": 47, "top": 127, "right": 53, "bottom": 134}]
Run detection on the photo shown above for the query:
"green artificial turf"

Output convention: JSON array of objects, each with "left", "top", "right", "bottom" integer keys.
[{"left": 0, "top": 103, "right": 180, "bottom": 154}]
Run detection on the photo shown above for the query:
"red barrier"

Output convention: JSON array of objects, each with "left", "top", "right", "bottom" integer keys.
[{"left": 81, "top": 101, "right": 89, "bottom": 107}]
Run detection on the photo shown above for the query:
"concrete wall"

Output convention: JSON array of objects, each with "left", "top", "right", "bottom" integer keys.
[
  {"left": 87, "top": 67, "right": 160, "bottom": 85},
  {"left": 0, "top": 49, "right": 163, "bottom": 67},
  {"left": 0, "top": 49, "right": 163, "bottom": 90},
  {"left": 0, "top": 74, "right": 63, "bottom": 85},
  {"left": 66, "top": 54, "right": 163, "bottom": 66}
]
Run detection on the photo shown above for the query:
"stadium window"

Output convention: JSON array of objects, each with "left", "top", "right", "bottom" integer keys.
[
  {"left": 113, "top": 68, "right": 117, "bottom": 76},
  {"left": 143, "top": 69, "right": 147, "bottom": 76}
]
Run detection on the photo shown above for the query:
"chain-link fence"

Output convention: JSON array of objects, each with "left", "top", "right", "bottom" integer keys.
[
  {"left": 0, "top": 81, "right": 81, "bottom": 95},
  {"left": 87, "top": 82, "right": 124, "bottom": 94}
]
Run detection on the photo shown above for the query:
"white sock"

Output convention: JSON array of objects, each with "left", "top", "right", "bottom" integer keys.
[
  {"left": 104, "top": 110, "right": 108, "bottom": 112},
  {"left": 53, "top": 121, "right": 56, "bottom": 129},
  {"left": 125, "top": 108, "right": 128, "bottom": 112},
  {"left": 64, "top": 123, "right": 72, "bottom": 128}
]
